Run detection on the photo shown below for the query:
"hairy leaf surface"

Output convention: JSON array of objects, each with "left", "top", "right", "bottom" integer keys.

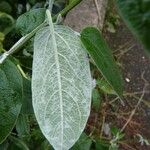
[
  {"left": 32, "top": 25, "right": 92, "bottom": 150},
  {"left": 0, "top": 59, "right": 22, "bottom": 144}
]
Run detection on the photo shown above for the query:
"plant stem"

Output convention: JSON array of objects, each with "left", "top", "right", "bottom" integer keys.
[
  {"left": 0, "top": 0, "right": 82, "bottom": 64},
  {"left": 53, "top": 0, "right": 82, "bottom": 20},
  {"left": 121, "top": 72, "right": 148, "bottom": 132},
  {"left": 17, "top": 64, "right": 28, "bottom": 79},
  {"left": 48, "top": 0, "right": 54, "bottom": 12}
]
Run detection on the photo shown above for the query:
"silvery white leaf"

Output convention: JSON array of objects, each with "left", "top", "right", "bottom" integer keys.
[{"left": 32, "top": 24, "right": 92, "bottom": 150}]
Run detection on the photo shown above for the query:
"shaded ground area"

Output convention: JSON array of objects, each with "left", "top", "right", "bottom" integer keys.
[
  {"left": 101, "top": 3, "right": 150, "bottom": 149},
  {"left": 103, "top": 20, "right": 150, "bottom": 150},
  {"left": 64, "top": 0, "right": 150, "bottom": 149}
]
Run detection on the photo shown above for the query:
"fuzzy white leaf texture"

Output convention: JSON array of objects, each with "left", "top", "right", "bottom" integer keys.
[{"left": 32, "top": 22, "right": 92, "bottom": 149}]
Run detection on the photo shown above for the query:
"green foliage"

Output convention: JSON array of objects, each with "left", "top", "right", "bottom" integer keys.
[
  {"left": 0, "top": 0, "right": 149, "bottom": 149},
  {"left": 95, "top": 140, "right": 109, "bottom": 150},
  {"left": 109, "top": 127, "right": 124, "bottom": 150},
  {"left": 8, "top": 135, "right": 29, "bottom": 150},
  {"left": 53, "top": 0, "right": 66, "bottom": 14},
  {"left": 21, "top": 78, "right": 33, "bottom": 114},
  {"left": 0, "top": 32, "right": 5, "bottom": 52},
  {"left": 92, "top": 88, "right": 102, "bottom": 111},
  {"left": 97, "top": 79, "right": 116, "bottom": 95},
  {"left": 0, "top": 140, "right": 9, "bottom": 150},
  {"left": 81, "top": 27, "right": 123, "bottom": 99},
  {"left": 116, "top": 0, "right": 150, "bottom": 53},
  {"left": 16, "top": 114, "right": 30, "bottom": 140},
  {"left": 0, "top": 59, "right": 23, "bottom": 144},
  {"left": 16, "top": 8, "right": 46, "bottom": 35},
  {"left": 0, "top": 12, "right": 14, "bottom": 34},
  {"left": 0, "top": 1, "right": 12, "bottom": 14},
  {"left": 71, "top": 133, "right": 92, "bottom": 150}
]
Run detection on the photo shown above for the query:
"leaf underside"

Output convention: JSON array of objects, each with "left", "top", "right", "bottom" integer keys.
[
  {"left": 32, "top": 25, "right": 92, "bottom": 150},
  {"left": 0, "top": 60, "right": 22, "bottom": 144}
]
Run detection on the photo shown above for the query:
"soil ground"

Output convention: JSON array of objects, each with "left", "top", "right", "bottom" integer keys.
[{"left": 103, "top": 20, "right": 150, "bottom": 150}]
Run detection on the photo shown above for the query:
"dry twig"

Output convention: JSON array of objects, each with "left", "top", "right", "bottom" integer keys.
[{"left": 121, "top": 72, "right": 148, "bottom": 132}]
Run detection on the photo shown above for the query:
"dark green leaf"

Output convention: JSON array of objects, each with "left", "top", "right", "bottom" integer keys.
[
  {"left": 0, "top": 1, "right": 12, "bottom": 14},
  {"left": 92, "top": 88, "right": 102, "bottom": 111},
  {"left": 7, "top": 143, "right": 20, "bottom": 150},
  {"left": 0, "top": 12, "right": 14, "bottom": 34},
  {"left": 18, "top": 56, "right": 33, "bottom": 70},
  {"left": 0, "top": 140, "right": 9, "bottom": 150},
  {"left": 111, "top": 127, "right": 120, "bottom": 136},
  {"left": 81, "top": 27, "right": 123, "bottom": 99},
  {"left": 8, "top": 136, "right": 29, "bottom": 150},
  {"left": 116, "top": 0, "right": 150, "bottom": 53},
  {"left": 71, "top": 133, "right": 92, "bottom": 150},
  {"left": 53, "top": 0, "right": 66, "bottom": 14},
  {"left": 40, "top": 140, "right": 54, "bottom": 150},
  {"left": 16, "top": 114, "right": 30, "bottom": 140},
  {"left": 21, "top": 78, "right": 33, "bottom": 114},
  {"left": 95, "top": 140, "right": 109, "bottom": 150},
  {"left": 97, "top": 79, "right": 116, "bottom": 95},
  {"left": 16, "top": 8, "right": 46, "bottom": 35},
  {"left": 0, "top": 32, "right": 5, "bottom": 52},
  {"left": 0, "top": 59, "right": 23, "bottom": 144},
  {"left": 111, "top": 127, "right": 124, "bottom": 140}
]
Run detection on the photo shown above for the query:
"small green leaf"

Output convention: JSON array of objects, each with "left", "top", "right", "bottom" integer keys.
[
  {"left": 0, "top": 140, "right": 9, "bottom": 150},
  {"left": 71, "top": 133, "right": 92, "bottom": 150},
  {"left": 16, "top": 8, "right": 46, "bottom": 35},
  {"left": 97, "top": 79, "right": 116, "bottom": 95},
  {"left": 0, "top": 32, "right": 5, "bottom": 52},
  {"left": 81, "top": 27, "right": 123, "bottom": 99},
  {"left": 116, "top": 0, "right": 150, "bottom": 53},
  {"left": 0, "top": 1, "right": 12, "bottom": 14},
  {"left": 92, "top": 88, "right": 102, "bottom": 111},
  {"left": 21, "top": 78, "right": 33, "bottom": 114},
  {"left": 111, "top": 127, "right": 120, "bottom": 136},
  {"left": 53, "top": 0, "right": 66, "bottom": 14},
  {"left": 0, "top": 11, "right": 14, "bottom": 34},
  {"left": 8, "top": 136, "right": 29, "bottom": 150},
  {"left": 16, "top": 114, "right": 30, "bottom": 140},
  {"left": 0, "top": 59, "right": 23, "bottom": 144},
  {"left": 40, "top": 140, "right": 54, "bottom": 150},
  {"left": 0, "top": 32, "right": 4, "bottom": 41},
  {"left": 95, "top": 140, "right": 109, "bottom": 150},
  {"left": 111, "top": 127, "right": 124, "bottom": 140}
]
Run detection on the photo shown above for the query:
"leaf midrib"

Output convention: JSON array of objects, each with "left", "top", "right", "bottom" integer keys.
[{"left": 48, "top": 16, "right": 64, "bottom": 149}]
